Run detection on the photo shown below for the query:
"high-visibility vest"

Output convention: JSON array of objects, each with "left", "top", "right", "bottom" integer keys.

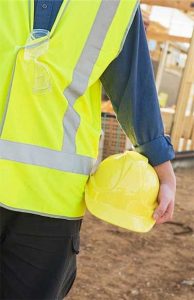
[{"left": 0, "top": 0, "right": 138, "bottom": 219}]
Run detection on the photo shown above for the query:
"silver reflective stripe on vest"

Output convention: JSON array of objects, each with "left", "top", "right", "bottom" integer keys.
[
  {"left": 63, "top": 0, "right": 121, "bottom": 152},
  {"left": 0, "top": 140, "right": 94, "bottom": 175}
]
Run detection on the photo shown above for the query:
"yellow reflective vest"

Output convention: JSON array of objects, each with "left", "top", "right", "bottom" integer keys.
[{"left": 0, "top": 0, "right": 138, "bottom": 219}]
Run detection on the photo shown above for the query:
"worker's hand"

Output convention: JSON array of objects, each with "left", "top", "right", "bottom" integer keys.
[{"left": 153, "top": 160, "right": 176, "bottom": 224}]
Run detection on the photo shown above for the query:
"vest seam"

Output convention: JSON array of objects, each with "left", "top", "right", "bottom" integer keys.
[
  {"left": 0, "top": 202, "right": 84, "bottom": 220},
  {"left": 116, "top": 0, "right": 140, "bottom": 59},
  {"left": 0, "top": 57, "right": 17, "bottom": 136}
]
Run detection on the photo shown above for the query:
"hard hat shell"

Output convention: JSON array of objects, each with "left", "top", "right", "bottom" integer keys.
[{"left": 85, "top": 151, "right": 159, "bottom": 233}]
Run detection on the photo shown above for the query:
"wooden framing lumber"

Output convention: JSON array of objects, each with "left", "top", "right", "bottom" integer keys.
[
  {"left": 146, "top": 31, "right": 192, "bottom": 43},
  {"left": 141, "top": 0, "right": 194, "bottom": 11},
  {"left": 171, "top": 30, "right": 194, "bottom": 151},
  {"left": 155, "top": 41, "right": 169, "bottom": 92}
]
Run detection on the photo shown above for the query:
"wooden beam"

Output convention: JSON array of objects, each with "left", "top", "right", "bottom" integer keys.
[
  {"left": 155, "top": 41, "right": 169, "bottom": 92},
  {"left": 141, "top": 0, "right": 194, "bottom": 11},
  {"left": 170, "top": 42, "right": 189, "bottom": 53},
  {"left": 147, "top": 31, "right": 192, "bottom": 43},
  {"left": 171, "top": 30, "right": 194, "bottom": 151}
]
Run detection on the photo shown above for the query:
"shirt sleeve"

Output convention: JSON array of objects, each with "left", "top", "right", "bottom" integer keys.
[{"left": 100, "top": 6, "right": 175, "bottom": 166}]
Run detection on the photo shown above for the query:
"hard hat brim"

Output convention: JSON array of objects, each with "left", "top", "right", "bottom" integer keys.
[{"left": 85, "top": 195, "right": 156, "bottom": 233}]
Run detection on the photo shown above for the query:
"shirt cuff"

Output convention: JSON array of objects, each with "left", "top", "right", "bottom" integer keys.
[{"left": 133, "top": 135, "right": 175, "bottom": 166}]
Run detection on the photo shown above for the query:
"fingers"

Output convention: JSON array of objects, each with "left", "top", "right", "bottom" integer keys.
[
  {"left": 153, "top": 198, "right": 169, "bottom": 222},
  {"left": 154, "top": 200, "right": 174, "bottom": 224},
  {"left": 153, "top": 182, "right": 175, "bottom": 225},
  {"left": 154, "top": 201, "right": 174, "bottom": 224}
]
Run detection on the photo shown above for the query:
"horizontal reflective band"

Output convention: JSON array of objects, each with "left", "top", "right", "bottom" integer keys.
[
  {"left": 63, "top": 0, "right": 120, "bottom": 152},
  {"left": 0, "top": 140, "right": 95, "bottom": 175}
]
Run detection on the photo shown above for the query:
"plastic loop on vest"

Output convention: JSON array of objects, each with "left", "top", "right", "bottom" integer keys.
[{"left": 24, "top": 29, "right": 52, "bottom": 94}]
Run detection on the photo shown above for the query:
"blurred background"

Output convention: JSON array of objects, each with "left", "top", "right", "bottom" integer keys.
[{"left": 67, "top": 1, "right": 194, "bottom": 299}]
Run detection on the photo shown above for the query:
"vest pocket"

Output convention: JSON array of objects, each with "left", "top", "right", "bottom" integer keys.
[
  {"left": 72, "top": 235, "right": 80, "bottom": 255},
  {"left": 1, "top": 50, "right": 67, "bottom": 151}
]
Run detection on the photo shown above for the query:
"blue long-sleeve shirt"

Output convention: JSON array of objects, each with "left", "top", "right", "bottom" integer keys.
[{"left": 34, "top": 0, "right": 175, "bottom": 166}]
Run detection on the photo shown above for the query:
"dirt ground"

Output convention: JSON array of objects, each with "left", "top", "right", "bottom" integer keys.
[{"left": 67, "top": 166, "right": 194, "bottom": 300}]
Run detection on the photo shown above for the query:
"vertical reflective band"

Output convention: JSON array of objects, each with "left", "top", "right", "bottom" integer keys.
[{"left": 63, "top": 0, "right": 121, "bottom": 152}]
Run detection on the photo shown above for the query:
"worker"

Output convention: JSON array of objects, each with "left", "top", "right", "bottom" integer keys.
[{"left": 0, "top": 1, "right": 176, "bottom": 299}]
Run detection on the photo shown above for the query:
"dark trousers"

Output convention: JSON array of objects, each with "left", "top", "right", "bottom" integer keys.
[{"left": 0, "top": 206, "right": 82, "bottom": 300}]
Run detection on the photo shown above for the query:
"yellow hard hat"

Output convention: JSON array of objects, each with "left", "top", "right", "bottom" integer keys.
[{"left": 85, "top": 151, "right": 159, "bottom": 233}]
